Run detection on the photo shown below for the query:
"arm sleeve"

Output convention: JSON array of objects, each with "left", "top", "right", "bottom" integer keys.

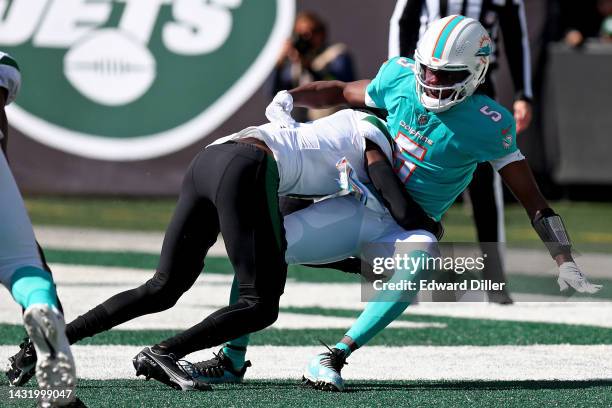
[
  {"left": 367, "top": 160, "right": 437, "bottom": 233},
  {"left": 499, "top": 0, "right": 533, "bottom": 101}
]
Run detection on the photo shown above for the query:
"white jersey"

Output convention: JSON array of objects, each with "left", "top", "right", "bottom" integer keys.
[{"left": 211, "top": 109, "right": 393, "bottom": 198}]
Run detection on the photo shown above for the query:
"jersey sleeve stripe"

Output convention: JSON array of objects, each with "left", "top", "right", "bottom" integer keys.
[
  {"left": 364, "top": 90, "right": 379, "bottom": 109},
  {"left": 362, "top": 115, "right": 394, "bottom": 149},
  {"left": 490, "top": 149, "right": 525, "bottom": 171}
]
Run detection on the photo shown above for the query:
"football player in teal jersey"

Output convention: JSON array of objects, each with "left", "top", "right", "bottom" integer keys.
[{"left": 265, "top": 15, "right": 602, "bottom": 391}]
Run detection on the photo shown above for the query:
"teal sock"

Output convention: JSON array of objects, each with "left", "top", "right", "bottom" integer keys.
[
  {"left": 222, "top": 345, "right": 246, "bottom": 371},
  {"left": 345, "top": 249, "right": 430, "bottom": 346},
  {"left": 334, "top": 342, "right": 352, "bottom": 357},
  {"left": 226, "top": 336, "right": 249, "bottom": 348},
  {"left": 10, "top": 266, "right": 58, "bottom": 309}
]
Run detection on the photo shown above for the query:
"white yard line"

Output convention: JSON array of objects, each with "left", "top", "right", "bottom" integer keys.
[
  {"left": 33, "top": 226, "right": 612, "bottom": 278},
  {"left": 0, "top": 264, "right": 612, "bottom": 329},
  {"left": 1, "top": 345, "right": 609, "bottom": 381},
  {"left": 33, "top": 226, "right": 227, "bottom": 256},
  {"left": 34, "top": 226, "right": 165, "bottom": 253},
  {"left": 1, "top": 263, "right": 610, "bottom": 328},
  {"left": 0, "top": 265, "right": 440, "bottom": 330}
]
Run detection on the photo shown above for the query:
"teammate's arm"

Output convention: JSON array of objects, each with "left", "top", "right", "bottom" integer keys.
[
  {"left": 365, "top": 140, "right": 442, "bottom": 239},
  {"left": 499, "top": 159, "right": 601, "bottom": 293}
]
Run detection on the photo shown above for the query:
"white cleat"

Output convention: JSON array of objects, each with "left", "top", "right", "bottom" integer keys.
[
  {"left": 302, "top": 344, "right": 347, "bottom": 392},
  {"left": 23, "top": 305, "right": 76, "bottom": 407},
  {"left": 557, "top": 262, "right": 603, "bottom": 294}
]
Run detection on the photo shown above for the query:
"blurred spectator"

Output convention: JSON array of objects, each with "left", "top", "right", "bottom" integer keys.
[
  {"left": 552, "top": 0, "right": 612, "bottom": 46},
  {"left": 599, "top": 0, "right": 612, "bottom": 41},
  {"left": 271, "top": 11, "right": 355, "bottom": 121},
  {"left": 270, "top": 12, "right": 356, "bottom": 217}
]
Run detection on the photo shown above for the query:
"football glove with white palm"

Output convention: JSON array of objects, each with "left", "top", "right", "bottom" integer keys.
[{"left": 557, "top": 261, "right": 602, "bottom": 294}]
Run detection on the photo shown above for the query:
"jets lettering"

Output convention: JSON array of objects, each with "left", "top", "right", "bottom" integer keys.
[{"left": 0, "top": 0, "right": 241, "bottom": 54}]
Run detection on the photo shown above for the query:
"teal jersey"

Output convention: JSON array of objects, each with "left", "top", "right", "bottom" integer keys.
[{"left": 366, "top": 56, "right": 518, "bottom": 221}]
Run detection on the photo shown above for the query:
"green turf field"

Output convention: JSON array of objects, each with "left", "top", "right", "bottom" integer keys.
[
  {"left": 2, "top": 378, "right": 611, "bottom": 408},
  {"left": 2, "top": 197, "right": 608, "bottom": 407},
  {"left": 3, "top": 307, "right": 612, "bottom": 346}
]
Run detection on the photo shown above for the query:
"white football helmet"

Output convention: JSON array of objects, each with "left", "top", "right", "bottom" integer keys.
[{"left": 414, "top": 15, "right": 491, "bottom": 112}]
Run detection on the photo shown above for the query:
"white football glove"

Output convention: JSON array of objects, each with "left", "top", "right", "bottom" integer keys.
[
  {"left": 265, "top": 90, "right": 297, "bottom": 128},
  {"left": 557, "top": 261, "right": 602, "bottom": 294}
]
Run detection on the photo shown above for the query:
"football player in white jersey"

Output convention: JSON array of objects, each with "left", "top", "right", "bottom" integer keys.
[
  {"left": 0, "top": 52, "right": 78, "bottom": 407},
  {"left": 7, "top": 103, "right": 441, "bottom": 391}
]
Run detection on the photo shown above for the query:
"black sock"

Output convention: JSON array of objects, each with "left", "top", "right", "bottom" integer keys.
[{"left": 65, "top": 305, "right": 112, "bottom": 344}]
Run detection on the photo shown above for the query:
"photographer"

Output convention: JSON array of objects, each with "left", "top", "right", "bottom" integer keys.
[{"left": 272, "top": 11, "right": 355, "bottom": 122}]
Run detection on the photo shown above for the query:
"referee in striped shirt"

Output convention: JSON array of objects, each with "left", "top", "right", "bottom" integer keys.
[{"left": 389, "top": 0, "right": 534, "bottom": 304}]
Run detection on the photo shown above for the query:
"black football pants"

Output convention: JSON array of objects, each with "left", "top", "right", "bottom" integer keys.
[{"left": 65, "top": 142, "right": 287, "bottom": 357}]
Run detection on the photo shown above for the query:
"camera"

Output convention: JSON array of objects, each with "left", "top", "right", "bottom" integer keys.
[{"left": 291, "top": 33, "right": 314, "bottom": 55}]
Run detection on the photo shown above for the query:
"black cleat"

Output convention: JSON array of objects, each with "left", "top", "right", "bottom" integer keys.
[
  {"left": 6, "top": 337, "right": 37, "bottom": 386},
  {"left": 133, "top": 346, "right": 211, "bottom": 391},
  {"left": 192, "top": 348, "right": 251, "bottom": 384}
]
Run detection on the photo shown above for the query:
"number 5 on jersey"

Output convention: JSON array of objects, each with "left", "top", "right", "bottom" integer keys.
[
  {"left": 393, "top": 131, "right": 427, "bottom": 183},
  {"left": 479, "top": 105, "right": 502, "bottom": 122}
]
